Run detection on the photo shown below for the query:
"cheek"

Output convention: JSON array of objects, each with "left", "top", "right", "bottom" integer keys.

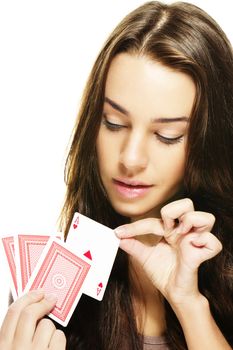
[
  {"left": 96, "top": 130, "right": 117, "bottom": 171},
  {"left": 167, "top": 151, "right": 186, "bottom": 182},
  {"left": 155, "top": 147, "right": 186, "bottom": 181}
]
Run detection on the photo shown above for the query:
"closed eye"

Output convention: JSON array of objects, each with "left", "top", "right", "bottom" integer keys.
[
  {"left": 102, "top": 115, "right": 184, "bottom": 144},
  {"left": 155, "top": 133, "right": 184, "bottom": 145},
  {"left": 102, "top": 116, "right": 126, "bottom": 131}
]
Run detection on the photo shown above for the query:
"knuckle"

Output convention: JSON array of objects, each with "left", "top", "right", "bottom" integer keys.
[
  {"left": 54, "top": 329, "right": 67, "bottom": 343},
  {"left": 208, "top": 213, "right": 216, "bottom": 224},
  {"left": 38, "top": 317, "right": 55, "bottom": 330},
  {"left": 210, "top": 233, "right": 223, "bottom": 252},
  {"left": 50, "top": 329, "right": 67, "bottom": 348},
  {"left": 55, "top": 329, "right": 66, "bottom": 338},
  {"left": 161, "top": 197, "right": 193, "bottom": 213},
  {"left": 7, "top": 302, "right": 20, "bottom": 316},
  {"left": 27, "top": 291, "right": 42, "bottom": 302},
  {"left": 216, "top": 239, "right": 223, "bottom": 252},
  {"left": 20, "top": 305, "right": 35, "bottom": 321},
  {"left": 183, "top": 197, "right": 193, "bottom": 208},
  {"left": 160, "top": 206, "right": 167, "bottom": 217}
]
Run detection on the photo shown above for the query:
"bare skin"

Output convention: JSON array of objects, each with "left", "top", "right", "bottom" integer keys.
[
  {"left": 0, "top": 290, "right": 66, "bottom": 350},
  {"left": 115, "top": 198, "right": 230, "bottom": 349},
  {"left": 1, "top": 53, "right": 231, "bottom": 349}
]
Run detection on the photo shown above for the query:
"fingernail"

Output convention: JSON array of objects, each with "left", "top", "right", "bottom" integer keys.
[
  {"left": 114, "top": 226, "right": 127, "bottom": 237},
  {"left": 45, "top": 293, "right": 57, "bottom": 303}
]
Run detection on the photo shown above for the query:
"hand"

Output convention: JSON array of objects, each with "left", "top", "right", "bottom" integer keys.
[
  {"left": 0, "top": 290, "right": 66, "bottom": 350},
  {"left": 115, "top": 198, "right": 222, "bottom": 306}
]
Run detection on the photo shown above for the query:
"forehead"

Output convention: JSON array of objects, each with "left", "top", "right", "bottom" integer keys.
[{"left": 105, "top": 53, "right": 196, "bottom": 119}]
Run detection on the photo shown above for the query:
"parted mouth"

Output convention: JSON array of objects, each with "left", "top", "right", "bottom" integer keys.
[{"left": 113, "top": 178, "right": 153, "bottom": 188}]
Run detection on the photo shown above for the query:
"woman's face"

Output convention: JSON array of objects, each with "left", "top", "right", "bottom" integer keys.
[{"left": 96, "top": 53, "right": 196, "bottom": 220}]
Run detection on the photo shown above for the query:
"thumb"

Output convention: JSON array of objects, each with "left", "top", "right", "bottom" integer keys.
[{"left": 119, "top": 238, "right": 154, "bottom": 266}]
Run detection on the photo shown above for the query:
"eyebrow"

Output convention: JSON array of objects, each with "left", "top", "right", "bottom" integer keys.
[
  {"left": 104, "top": 97, "right": 129, "bottom": 115},
  {"left": 104, "top": 96, "right": 189, "bottom": 123}
]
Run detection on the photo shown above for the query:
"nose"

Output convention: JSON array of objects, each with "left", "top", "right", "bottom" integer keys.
[{"left": 119, "top": 131, "right": 148, "bottom": 174}]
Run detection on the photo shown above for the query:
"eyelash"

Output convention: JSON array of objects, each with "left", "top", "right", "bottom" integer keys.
[
  {"left": 102, "top": 118, "right": 124, "bottom": 131},
  {"left": 155, "top": 133, "right": 183, "bottom": 145},
  {"left": 102, "top": 117, "right": 184, "bottom": 145}
]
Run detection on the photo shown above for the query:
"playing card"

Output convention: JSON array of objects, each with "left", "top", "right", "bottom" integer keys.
[
  {"left": 14, "top": 232, "right": 63, "bottom": 295},
  {"left": 0, "top": 234, "right": 18, "bottom": 300},
  {"left": 66, "top": 213, "right": 120, "bottom": 301},
  {"left": 24, "top": 237, "right": 91, "bottom": 326}
]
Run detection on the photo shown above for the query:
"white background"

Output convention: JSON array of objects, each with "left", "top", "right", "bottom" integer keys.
[{"left": 0, "top": 0, "right": 232, "bottom": 326}]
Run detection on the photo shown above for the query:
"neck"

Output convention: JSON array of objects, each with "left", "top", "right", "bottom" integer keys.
[{"left": 129, "top": 257, "right": 166, "bottom": 337}]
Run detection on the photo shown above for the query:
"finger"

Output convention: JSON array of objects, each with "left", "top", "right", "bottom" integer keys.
[
  {"left": 178, "top": 211, "right": 215, "bottom": 234},
  {"left": 33, "top": 318, "right": 56, "bottom": 349},
  {"left": 119, "top": 238, "right": 154, "bottom": 267},
  {"left": 114, "top": 218, "right": 164, "bottom": 239},
  {"left": 178, "top": 231, "right": 222, "bottom": 271},
  {"left": 49, "top": 329, "right": 66, "bottom": 350},
  {"left": 160, "top": 198, "right": 194, "bottom": 231},
  {"left": 0, "top": 290, "right": 44, "bottom": 341},
  {"left": 166, "top": 211, "right": 216, "bottom": 247},
  {"left": 14, "top": 294, "right": 57, "bottom": 345},
  {"left": 190, "top": 232, "right": 222, "bottom": 263}
]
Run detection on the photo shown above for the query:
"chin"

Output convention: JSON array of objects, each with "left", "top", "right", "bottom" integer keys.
[{"left": 112, "top": 202, "right": 160, "bottom": 220}]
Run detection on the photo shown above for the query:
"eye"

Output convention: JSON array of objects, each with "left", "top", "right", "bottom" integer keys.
[
  {"left": 102, "top": 115, "right": 126, "bottom": 131},
  {"left": 155, "top": 133, "right": 184, "bottom": 145}
]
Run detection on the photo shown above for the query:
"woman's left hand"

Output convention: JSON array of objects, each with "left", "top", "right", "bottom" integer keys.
[{"left": 114, "top": 198, "right": 222, "bottom": 306}]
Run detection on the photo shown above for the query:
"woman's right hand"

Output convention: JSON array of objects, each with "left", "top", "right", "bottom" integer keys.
[{"left": 0, "top": 290, "right": 66, "bottom": 350}]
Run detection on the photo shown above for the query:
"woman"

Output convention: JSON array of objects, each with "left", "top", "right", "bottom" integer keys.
[{"left": 0, "top": 1, "right": 232, "bottom": 349}]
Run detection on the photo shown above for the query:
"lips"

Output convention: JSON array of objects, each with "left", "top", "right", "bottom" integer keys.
[{"left": 112, "top": 178, "right": 153, "bottom": 198}]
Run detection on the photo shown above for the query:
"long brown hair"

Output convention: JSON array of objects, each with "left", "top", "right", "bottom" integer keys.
[{"left": 59, "top": 2, "right": 233, "bottom": 349}]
